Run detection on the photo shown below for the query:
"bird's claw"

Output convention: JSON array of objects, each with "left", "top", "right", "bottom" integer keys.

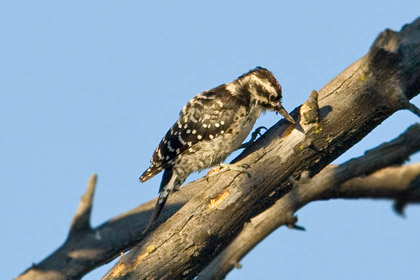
[
  {"left": 206, "top": 163, "right": 251, "bottom": 179},
  {"left": 238, "top": 126, "right": 268, "bottom": 150}
]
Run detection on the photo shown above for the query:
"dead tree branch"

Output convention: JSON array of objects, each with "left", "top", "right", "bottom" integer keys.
[
  {"left": 17, "top": 17, "right": 420, "bottom": 280},
  {"left": 103, "top": 17, "right": 420, "bottom": 280},
  {"left": 198, "top": 125, "right": 420, "bottom": 280},
  {"left": 69, "top": 174, "right": 97, "bottom": 238}
]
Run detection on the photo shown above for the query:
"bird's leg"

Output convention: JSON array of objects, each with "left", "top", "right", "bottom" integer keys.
[
  {"left": 237, "top": 126, "right": 267, "bottom": 150},
  {"left": 206, "top": 163, "right": 250, "bottom": 179}
]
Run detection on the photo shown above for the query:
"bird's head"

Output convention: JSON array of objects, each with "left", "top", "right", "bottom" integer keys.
[{"left": 238, "top": 67, "right": 295, "bottom": 123}]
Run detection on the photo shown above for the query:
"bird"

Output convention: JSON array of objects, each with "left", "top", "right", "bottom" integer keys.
[{"left": 140, "top": 67, "right": 295, "bottom": 229}]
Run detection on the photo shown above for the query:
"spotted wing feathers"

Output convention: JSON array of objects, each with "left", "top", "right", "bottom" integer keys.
[{"left": 140, "top": 85, "right": 241, "bottom": 182}]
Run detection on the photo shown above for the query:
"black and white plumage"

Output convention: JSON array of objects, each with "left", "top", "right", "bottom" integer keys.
[{"left": 140, "top": 67, "right": 294, "bottom": 227}]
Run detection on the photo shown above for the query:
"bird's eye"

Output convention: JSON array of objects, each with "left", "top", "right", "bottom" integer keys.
[{"left": 269, "top": 94, "right": 276, "bottom": 101}]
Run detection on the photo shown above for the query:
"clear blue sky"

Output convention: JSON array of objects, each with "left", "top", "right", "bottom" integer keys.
[{"left": 1, "top": 2, "right": 420, "bottom": 279}]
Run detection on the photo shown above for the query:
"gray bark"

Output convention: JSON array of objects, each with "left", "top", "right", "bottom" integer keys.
[
  {"left": 102, "top": 17, "right": 420, "bottom": 280},
  {"left": 17, "top": 17, "right": 420, "bottom": 280}
]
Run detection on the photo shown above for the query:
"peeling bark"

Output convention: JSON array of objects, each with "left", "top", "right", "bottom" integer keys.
[
  {"left": 17, "top": 17, "right": 420, "bottom": 280},
  {"left": 103, "top": 17, "right": 420, "bottom": 280}
]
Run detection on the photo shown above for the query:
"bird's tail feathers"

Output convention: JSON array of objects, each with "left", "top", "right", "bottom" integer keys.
[
  {"left": 144, "top": 168, "right": 177, "bottom": 232},
  {"left": 145, "top": 197, "right": 168, "bottom": 231}
]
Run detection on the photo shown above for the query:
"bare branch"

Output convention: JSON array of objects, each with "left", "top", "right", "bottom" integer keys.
[
  {"left": 198, "top": 124, "right": 420, "bottom": 280},
  {"left": 16, "top": 17, "right": 420, "bottom": 280},
  {"left": 69, "top": 174, "right": 97, "bottom": 238},
  {"left": 403, "top": 101, "right": 420, "bottom": 118},
  {"left": 16, "top": 174, "right": 200, "bottom": 280},
  {"left": 103, "top": 17, "right": 420, "bottom": 280}
]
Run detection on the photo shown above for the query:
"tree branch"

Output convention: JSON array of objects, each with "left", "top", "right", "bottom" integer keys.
[
  {"left": 69, "top": 174, "right": 97, "bottom": 238},
  {"left": 16, "top": 17, "right": 420, "bottom": 280},
  {"left": 103, "top": 17, "right": 420, "bottom": 280},
  {"left": 198, "top": 124, "right": 420, "bottom": 279},
  {"left": 17, "top": 175, "right": 201, "bottom": 280}
]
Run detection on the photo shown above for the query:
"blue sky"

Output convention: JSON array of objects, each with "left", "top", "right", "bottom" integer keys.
[{"left": 1, "top": 2, "right": 420, "bottom": 279}]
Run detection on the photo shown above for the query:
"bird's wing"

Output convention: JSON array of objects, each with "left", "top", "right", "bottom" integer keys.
[{"left": 140, "top": 85, "right": 242, "bottom": 182}]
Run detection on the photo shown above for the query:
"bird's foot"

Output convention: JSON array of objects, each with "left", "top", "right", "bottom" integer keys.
[
  {"left": 206, "top": 163, "right": 251, "bottom": 179},
  {"left": 237, "top": 126, "right": 267, "bottom": 150}
]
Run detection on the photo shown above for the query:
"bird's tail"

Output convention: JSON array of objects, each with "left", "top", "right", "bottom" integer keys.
[{"left": 144, "top": 168, "right": 177, "bottom": 232}]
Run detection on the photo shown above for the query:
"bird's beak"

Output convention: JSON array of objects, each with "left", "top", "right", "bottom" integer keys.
[{"left": 276, "top": 105, "right": 295, "bottom": 124}]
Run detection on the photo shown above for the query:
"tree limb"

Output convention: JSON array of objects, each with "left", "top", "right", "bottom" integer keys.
[
  {"left": 198, "top": 124, "right": 420, "bottom": 280},
  {"left": 69, "top": 174, "right": 97, "bottom": 238},
  {"left": 103, "top": 17, "right": 420, "bottom": 280},
  {"left": 16, "top": 17, "right": 420, "bottom": 280}
]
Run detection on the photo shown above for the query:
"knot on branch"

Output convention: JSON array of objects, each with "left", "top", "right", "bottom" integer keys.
[
  {"left": 300, "top": 90, "right": 320, "bottom": 125},
  {"left": 401, "top": 99, "right": 420, "bottom": 118},
  {"left": 369, "top": 28, "right": 403, "bottom": 72},
  {"left": 393, "top": 174, "right": 420, "bottom": 216},
  {"left": 286, "top": 215, "right": 306, "bottom": 231}
]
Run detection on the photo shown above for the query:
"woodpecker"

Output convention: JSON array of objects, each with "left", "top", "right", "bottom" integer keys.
[{"left": 140, "top": 67, "right": 294, "bottom": 228}]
